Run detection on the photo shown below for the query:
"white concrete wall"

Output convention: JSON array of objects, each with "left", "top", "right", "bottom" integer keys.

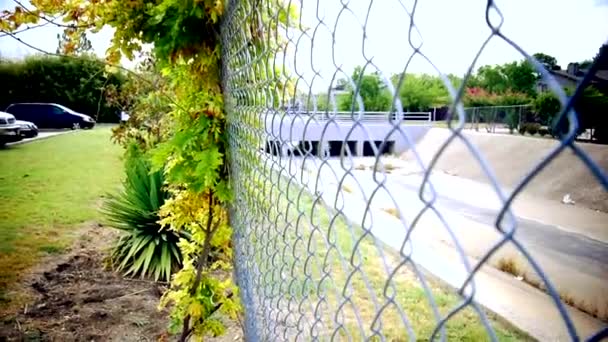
[{"left": 264, "top": 114, "right": 431, "bottom": 155}]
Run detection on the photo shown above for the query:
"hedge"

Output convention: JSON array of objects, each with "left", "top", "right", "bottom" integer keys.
[{"left": 0, "top": 54, "right": 126, "bottom": 123}]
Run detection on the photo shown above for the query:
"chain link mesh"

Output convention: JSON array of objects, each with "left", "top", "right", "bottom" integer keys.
[{"left": 221, "top": 0, "right": 608, "bottom": 340}]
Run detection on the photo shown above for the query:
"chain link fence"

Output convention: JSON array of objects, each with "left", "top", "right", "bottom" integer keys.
[
  {"left": 221, "top": 0, "right": 608, "bottom": 340},
  {"left": 461, "top": 105, "right": 532, "bottom": 133}
]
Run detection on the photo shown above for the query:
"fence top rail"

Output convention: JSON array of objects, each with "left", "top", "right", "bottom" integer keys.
[
  {"left": 283, "top": 111, "right": 431, "bottom": 115},
  {"left": 463, "top": 104, "right": 533, "bottom": 110},
  {"left": 280, "top": 111, "right": 432, "bottom": 121}
]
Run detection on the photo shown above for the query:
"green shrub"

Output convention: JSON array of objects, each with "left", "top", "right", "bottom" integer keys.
[
  {"left": 518, "top": 123, "right": 527, "bottom": 135},
  {"left": 102, "top": 144, "right": 187, "bottom": 281},
  {"left": 534, "top": 92, "right": 561, "bottom": 127},
  {"left": 518, "top": 122, "right": 542, "bottom": 136},
  {"left": 496, "top": 91, "right": 531, "bottom": 106},
  {"left": 527, "top": 123, "right": 540, "bottom": 135},
  {"left": 506, "top": 110, "right": 519, "bottom": 133},
  {"left": 0, "top": 55, "right": 126, "bottom": 123}
]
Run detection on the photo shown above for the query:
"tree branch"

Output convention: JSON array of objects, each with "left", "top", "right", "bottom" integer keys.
[
  {"left": 0, "top": 20, "right": 54, "bottom": 38},
  {"left": 180, "top": 191, "right": 217, "bottom": 342},
  {"left": 96, "top": 76, "right": 112, "bottom": 121},
  {"left": 191, "top": 192, "right": 215, "bottom": 294},
  {"left": 12, "top": 0, "right": 94, "bottom": 29}
]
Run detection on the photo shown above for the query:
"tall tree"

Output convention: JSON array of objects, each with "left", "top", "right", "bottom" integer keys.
[
  {"left": 533, "top": 53, "right": 558, "bottom": 70},
  {"left": 579, "top": 59, "right": 594, "bottom": 70},
  {"left": 332, "top": 70, "right": 458, "bottom": 112},
  {"left": 391, "top": 73, "right": 451, "bottom": 111},
  {"left": 338, "top": 67, "right": 392, "bottom": 111},
  {"left": 578, "top": 44, "right": 608, "bottom": 70},
  {"left": 57, "top": 29, "right": 92, "bottom": 55},
  {"left": 474, "top": 60, "right": 537, "bottom": 96},
  {"left": 502, "top": 61, "right": 537, "bottom": 96},
  {"left": 475, "top": 65, "right": 508, "bottom": 93}
]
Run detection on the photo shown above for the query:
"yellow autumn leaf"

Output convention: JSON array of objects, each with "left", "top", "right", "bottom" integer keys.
[
  {"left": 0, "top": 19, "right": 11, "bottom": 31},
  {"left": 104, "top": 64, "right": 119, "bottom": 74},
  {"left": 188, "top": 301, "right": 205, "bottom": 319}
]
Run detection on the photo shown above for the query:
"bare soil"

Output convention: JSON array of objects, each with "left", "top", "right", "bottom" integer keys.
[
  {"left": 0, "top": 224, "right": 243, "bottom": 342},
  {"left": 401, "top": 128, "right": 608, "bottom": 212}
]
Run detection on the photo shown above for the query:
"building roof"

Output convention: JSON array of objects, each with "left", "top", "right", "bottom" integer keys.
[
  {"left": 545, "top": 69, "right": 608, "bottom": 87},
  {"left": 549, "top": 69, "right": 581, "bottom": 82},
  {"left": 594, "top": 70, "right": 608, "bottom": 82}
]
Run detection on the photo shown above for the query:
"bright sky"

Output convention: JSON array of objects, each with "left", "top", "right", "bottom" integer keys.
[
  {"left": 1, "top": 0, "right": 607, "bottom": 93},
  {"left": 291, "top": 0, "right": 608, "bottom": 92}
]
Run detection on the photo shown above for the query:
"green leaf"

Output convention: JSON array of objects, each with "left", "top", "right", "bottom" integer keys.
[
  {"left": 138, "top": 242, "right": 157, "bottom": 279},
  {"left": 120, "top": 234, "right": 151, "bottom": 270},
  {"left": 103, "top": 150, "right": 183, "bottom": 281},
  {"left": 170, "top": 243, "right": 181, "bottom": 260},
  {"left": 194, "top": 146, "right": 223, "bottom": 187},
  {"left": 161, "top": 243, "right": 170, "bottom": 281},
  {"left": 153, "top": 253, "right": 163, "bottom": 281}
]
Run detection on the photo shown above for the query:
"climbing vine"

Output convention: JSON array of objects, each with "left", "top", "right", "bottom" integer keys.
[{"left": 1, "top": 0, "right": 297, "bottom": 339}]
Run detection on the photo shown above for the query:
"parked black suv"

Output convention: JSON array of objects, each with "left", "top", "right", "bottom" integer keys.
[{"left": 5, "top": 103, "right": 96, "bottom": 129}]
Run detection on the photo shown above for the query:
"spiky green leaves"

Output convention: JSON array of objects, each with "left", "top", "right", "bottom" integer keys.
[{"left": 102, "top": 146, "right": 187, "bottom": 281}]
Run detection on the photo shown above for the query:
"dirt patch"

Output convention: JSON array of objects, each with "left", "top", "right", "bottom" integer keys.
[
  {"left": 401, "top": 128, "right": 608, "bottom": 212},
  {"left": 0, "top": 224, "right": 243, "bottom": 342}
]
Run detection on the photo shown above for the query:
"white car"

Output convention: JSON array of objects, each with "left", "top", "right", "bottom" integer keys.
[
  {"left": 16, "top": 119, "right": 38, "bottom": 138},
  {"left": 0, "top": 111, "right": 22, "bottom": 146},
  {"left": 120, "top": 110, "right": 130, "bottom": 122}
]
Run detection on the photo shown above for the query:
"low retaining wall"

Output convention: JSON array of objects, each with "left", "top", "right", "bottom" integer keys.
[{"left": 263, "top": 114, "right": 431, "bottom": 156}]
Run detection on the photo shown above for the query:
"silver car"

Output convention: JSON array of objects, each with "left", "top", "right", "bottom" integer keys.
[
  {"left": 16, "top": 119, "right": 38, "bottom": 139},
  {"left": 0, "top": 111, "right": 21, "bottom": 146}
]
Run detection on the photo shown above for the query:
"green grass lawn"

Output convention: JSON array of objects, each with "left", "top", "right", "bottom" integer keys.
[{"left": 0, "top": 126, "right": 123, "bottom": 298}]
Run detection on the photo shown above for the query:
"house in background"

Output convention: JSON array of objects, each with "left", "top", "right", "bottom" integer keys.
[{"left": 537, "top": 62, "right": 608, "bottom": 93}]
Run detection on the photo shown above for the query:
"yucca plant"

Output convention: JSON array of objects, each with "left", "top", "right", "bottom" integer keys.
[{"left": 102, "top": 145, "right": 187, "bottom": 281}]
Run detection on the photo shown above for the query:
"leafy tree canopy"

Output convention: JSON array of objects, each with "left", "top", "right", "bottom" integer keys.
[
  {"left": 533, "top": 52, "right": 558, "bottom": 70},
  {"left": 333, "top": 67, "right": 459, "bottom": 112},
  {"left": 470, "top": 60, "right": 537, "bottom": 96},
  {"left": 338, "top": 66, "right": 392, "bottom": 111}
]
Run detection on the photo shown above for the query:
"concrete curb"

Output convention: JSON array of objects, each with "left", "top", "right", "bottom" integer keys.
[{"left": 6, "top": 129, "right": 78, "bottom": 147}]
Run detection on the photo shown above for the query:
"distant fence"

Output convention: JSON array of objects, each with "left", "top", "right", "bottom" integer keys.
[
  {"left": 284, "top": 111, "right": 432, "bottom": 123},
  {"left": 461, "top": 105, "right": 533, "bottom": 133},
  {"left": 222, "top": 0, "right": 608, "bottom": 341}
]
